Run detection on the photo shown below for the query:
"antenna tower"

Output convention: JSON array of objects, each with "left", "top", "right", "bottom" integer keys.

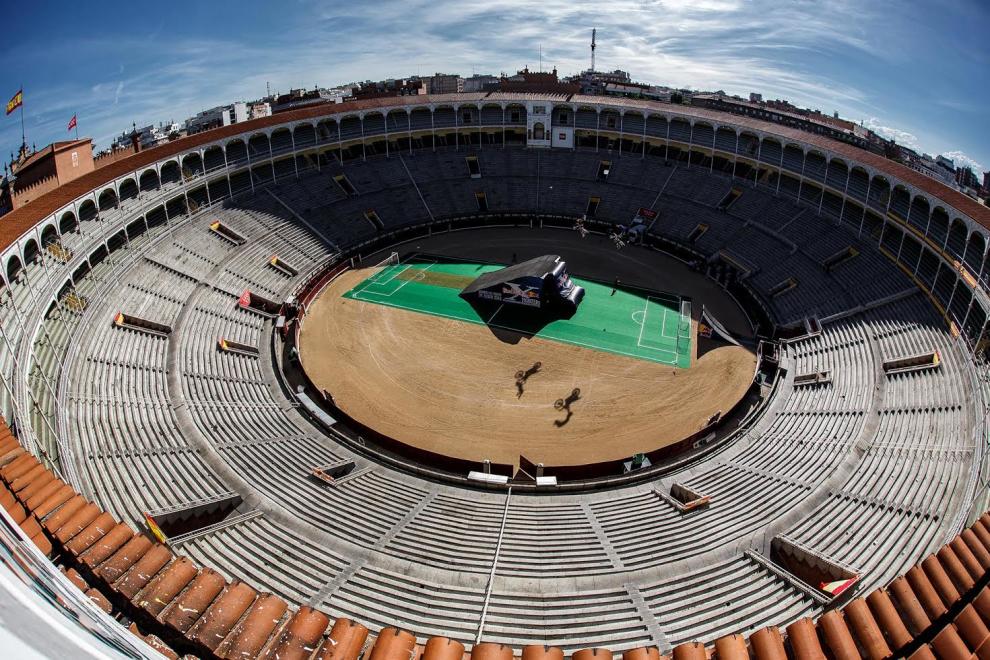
[{"left": 591, "top": 28, "right": 597, "bottom": 72}]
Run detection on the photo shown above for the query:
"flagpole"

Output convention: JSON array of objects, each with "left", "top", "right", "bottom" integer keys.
[
  {"left": 20, "top": 84, "right": 25, "bottom": 149},
  {"left": 74, "top": 112, "right": 78, "bottom": 140}
]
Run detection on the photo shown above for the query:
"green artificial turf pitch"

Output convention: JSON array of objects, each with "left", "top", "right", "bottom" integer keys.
[{"left": 343, "top": 257, "right": 692, "bottom": 367}]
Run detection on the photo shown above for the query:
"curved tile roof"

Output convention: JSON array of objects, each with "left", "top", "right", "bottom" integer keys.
[
  {"left": 1, "top": 93, "right": 987, "bottom": 253},
  {"left": 4, "top": 411, "right": 990, "bottom": 658}
]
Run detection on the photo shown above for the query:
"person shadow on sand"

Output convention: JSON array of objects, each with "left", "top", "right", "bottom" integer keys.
[
  {"left": 515, "top": 361, "right": 542, "bottom": 398},
  {"left": 553, "top": 388, "right": 582, "bottom": 427}
]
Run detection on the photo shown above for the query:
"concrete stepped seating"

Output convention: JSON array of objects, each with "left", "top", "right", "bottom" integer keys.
[{"left": 1, "top": 143, "right": 984, "bottom": 656}]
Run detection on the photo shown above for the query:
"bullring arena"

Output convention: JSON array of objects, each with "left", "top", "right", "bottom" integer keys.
[
  {"left": 300, "top": 228, "right": 756, "bottom": 470},
  {"left": 0, "top": 91, "right": 989, "bottom": 659}
]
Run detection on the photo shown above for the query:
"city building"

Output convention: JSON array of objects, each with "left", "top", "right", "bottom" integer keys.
[
  {"left": 902, "top": 151, "right": 957, "bottom": 187},
  {"left": 565, "top": 68, "right": 632, "bottom": 95},
  {"left": 3, "top": 139, "right": 94, "bottom": 210},
  {"left": 498, "top": 67, "right": 580, "bottom": 95},
  {"left": 112, "top": 121, "right": 182, "bottom": 151},
  {"left": 463, "top": 74, "right": 499, "bottom": 93},
  {"left": 269, "top": 87, "right": 349, "bottom": 114},
  {"left": 186, "top": 106, "right": 232, "bottom": 134},
  {"left": 351, "top": 78, "right": 426, "bottom": 100},
  {"left": 957, "top": 165, "right": 981, "bottom": 191},
  {"left": 603, "top": 81, "right": 674, "bottom": 102},
  {"left": 231, "top": 101, "right": 248, "bottom": 124},
  {"left": 691, "top": 92, "right": 870, "bottom": 148},
  {"left": 427, "top": 73, "right": 464, "bottom": 95},
  {"left": 0, "top": 173, "right": 11, "bottom": 216},
  {"left": 248, "top": 101, "right": 272, "bottom": 120}
]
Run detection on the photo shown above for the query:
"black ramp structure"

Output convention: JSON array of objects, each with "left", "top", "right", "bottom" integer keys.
[{"left": 459, "top": 254, "right": 585, "bottom": 312}]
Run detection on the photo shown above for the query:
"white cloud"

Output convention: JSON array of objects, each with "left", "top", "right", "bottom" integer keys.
[
  {"left": 942, "top": 151, "right": 984, "bottom": 173},
  {"left": 0, "top": 0, "right": 981, "bottom": 171},
  {"left": 861, "top": 117, "right": 922, "bottom": 151}
]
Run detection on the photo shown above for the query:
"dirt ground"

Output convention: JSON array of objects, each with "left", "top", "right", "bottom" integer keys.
[{"left": 299, "top": 228, "right": 757, "bottom": 469}]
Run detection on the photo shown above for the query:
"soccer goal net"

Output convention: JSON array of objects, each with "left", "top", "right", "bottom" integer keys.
[
  {"left": 677, "top": 300, "right": 692, "bottom": 355},
  {"left": 374, "top": 252, "right": 400, "bottom": 269}
]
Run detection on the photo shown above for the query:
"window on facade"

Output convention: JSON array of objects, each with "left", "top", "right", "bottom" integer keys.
[
  {"left": 333, "top": 174, "right": 356, "bottom": 196},
  {"left": 586, "top": 196, "right": 601, "bottom": 216},
  {"left": 466, "top": 156, "right": 481, "bottom": 178},
  {"left": 363, "top": 210, "right": 384, "bottom": 230}
]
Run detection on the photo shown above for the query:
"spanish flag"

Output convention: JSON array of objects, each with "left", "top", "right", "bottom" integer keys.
[
  {"left": 5, "top": 89, "right": 22, "bottom": 116},
  {"left": 144, "top": 512, "right": 167, "bottom": 544},
  {"left": 820, "top": 577, "right": 858, "bottom": 597}
]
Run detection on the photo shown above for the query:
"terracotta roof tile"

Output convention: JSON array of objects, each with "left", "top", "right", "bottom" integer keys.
[
  {"left": 160, "top": 567, "right": 226, "bottom": 633},
  {"left": 64, "top": 511, "right": 116, "bottom": 556},
  {"left": 39, "top": 494, "right": 87, "bottom": 534},
  {"left": 620, "top": 646, "right": 667, "bottom": 660},
  {"left": 472, "top": 642, "right": 521, "bottom": 660},
  {"left": 93, "top": 533, "right": 153, "bottom": 584},
  {"left": 784, "top": 618, "right": 826, "bottom": 659},
  {"left": 27, "top": 483, "right": 75, "bottom": 518},
  {"left": 8, "top": 420, "right": 990, "bottom": 659},
  {"left": 313, "top": 618, "right": 369, "bottom": 660},
  {"left": 954, "top": 604, "right": 990, "bottom": 652},
  {"left": 750, "top": 626, "right": 787, "bottom": 660},
  {"left": 932, "top": 624, "right": 973, "bottom": 659},
  {"left": 670, "top": 642, "right": 706, "bottom": 660},
  {"left": 21, "top": 477, "right": 66, "bottom": 510},
  {"left": 864, "top": 588, "right": 912, "bottom": 652},
  {"left": 263, "top": 606, "right": 331, "bottom": 660},
  {"left": 77, "top": 521, "right": 134, "bottom": 568},
  {"left": 112, "top": 544, "right": 174, "bottom": 600},
  {"left": 713, "top": 634, "right": 749, "bottom": 660},
  {"left": 51, "top": 501, "right": 101, "bottom": 544},
  {"left": 187, "top": 580, "right": 257, "bottom": 652},
  {"left": 216, "top": 592, "right": 288, "bottom": 660},
  {"left": 134, "top": 556, "right": 198, "bottom": 616}
]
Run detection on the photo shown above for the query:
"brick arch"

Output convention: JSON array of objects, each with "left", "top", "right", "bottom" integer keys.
[
  {"left": 22, "top": 238, "right": 40, "bottom": 265},
  {"left": 6, "top": 253, "right": 22, "bottom": 282},
  {"left": 139, "top": 168, "right": 160, "bottom": 192},
  {"left": 59, "top": 210, "right": 78, "bottom": 235},
  {"left": 97, "top": 188, "right": 118, "bottom": 211}
]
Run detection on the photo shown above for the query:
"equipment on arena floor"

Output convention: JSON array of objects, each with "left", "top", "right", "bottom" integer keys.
[
  {"left": 459, "top": 254, "right": 585, "bottom": 312},
  {"left": 609, "top": 209, "right": 654, "bottom": 249}
]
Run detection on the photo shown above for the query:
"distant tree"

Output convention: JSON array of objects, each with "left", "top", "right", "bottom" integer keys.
[{"left": 670, "top": 92, "right": 684, "bottom": 104}]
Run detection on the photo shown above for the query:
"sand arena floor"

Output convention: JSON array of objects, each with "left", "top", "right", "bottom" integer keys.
[{"left": 298, "top": 228, "right": 757, "bottom": 468}]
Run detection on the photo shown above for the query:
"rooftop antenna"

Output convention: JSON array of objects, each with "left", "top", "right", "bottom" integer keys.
[
  {"left": 540, "top": 44, "right": 543, "bottom": 73},
  {"left": 591, "top": 28, "right": 597, "bottom": 72}
]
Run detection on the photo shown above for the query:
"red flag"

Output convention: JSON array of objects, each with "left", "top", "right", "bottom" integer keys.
[
  {"left": 67, "top": 114, "right": 77, "bottom": 132},
  {"left": 5, "top": 89, "right": 22, "bottom": 116}
]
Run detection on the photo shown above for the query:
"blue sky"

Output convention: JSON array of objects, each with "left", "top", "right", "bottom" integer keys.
[{"left": 1, "top": 0, "right": 988, "bottom": 176}]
